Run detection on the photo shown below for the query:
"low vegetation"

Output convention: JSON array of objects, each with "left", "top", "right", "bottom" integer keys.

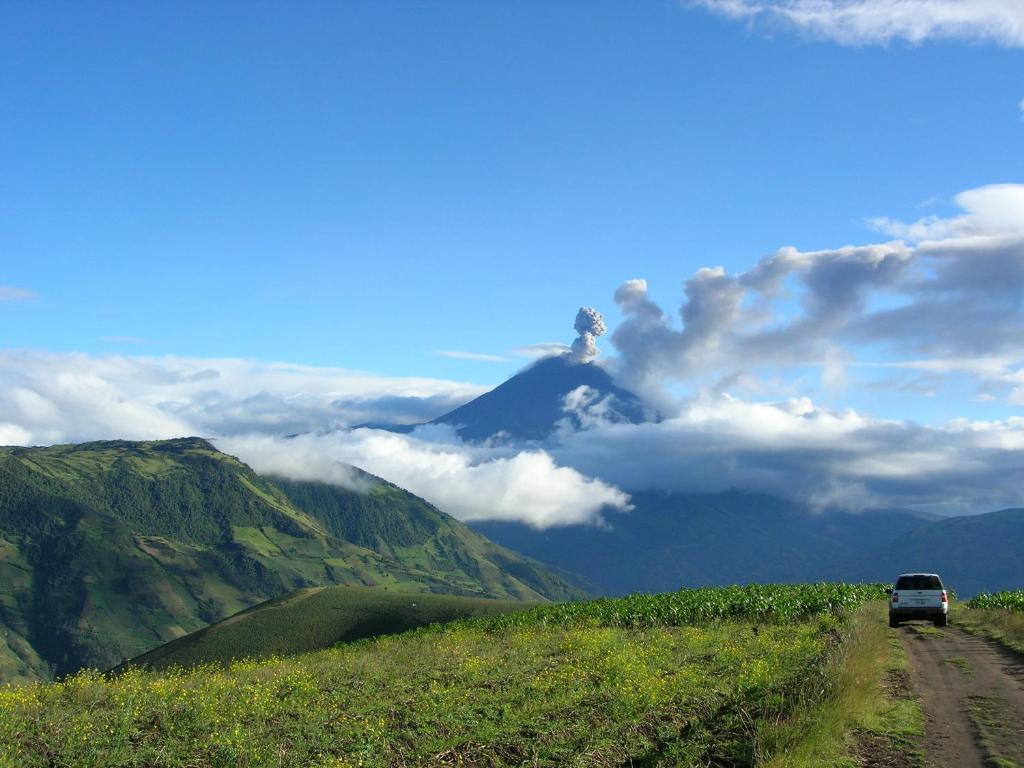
[
  {"left": 0, "top": 583, "right": 887, "bottom": 767},
  {"left": 968, "top": 590, "right": 1024, "bottom": 612},
  {"left": 955, "top": 590, "right": 1024, "bottom": 656},
  {"left": 759, "top": 604, "right": 923, "bottom": 768}
]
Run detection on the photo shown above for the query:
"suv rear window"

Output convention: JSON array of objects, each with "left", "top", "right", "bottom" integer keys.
[{"left": 896, "top": 575, "right": 942, "bottom": 590}]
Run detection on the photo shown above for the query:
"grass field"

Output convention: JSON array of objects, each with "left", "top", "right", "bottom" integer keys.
[{"left": 0, "top": 583, "right": 888, "bottom": 767}]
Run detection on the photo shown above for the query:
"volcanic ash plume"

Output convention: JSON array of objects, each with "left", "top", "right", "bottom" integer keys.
[{"left": 570, "top": 307, "right": 607, "bottom": 363}]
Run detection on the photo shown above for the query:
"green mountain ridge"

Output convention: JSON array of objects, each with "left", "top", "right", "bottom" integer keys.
[{"left": 0, "top": 438, "right": 583, "bottom": 684}]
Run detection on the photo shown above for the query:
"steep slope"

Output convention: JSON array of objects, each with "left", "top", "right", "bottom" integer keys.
[
  {"left": 122, "top": 585, "right": 533, "bottom": 671},
  {"left": 430, "top": 354, "right": 651, "bottom": 441},
  {"left": 271, "top": 474, "right": 585, "bottom": 603},
  {"left": 844, "top": 507, "right": 1024, "bottom": 597},
  {"left": 472, "top": 491, "right": 941, "bottom": 595},
  {"left": 0, "top": 438, "right": 582, "bottom": 683}
]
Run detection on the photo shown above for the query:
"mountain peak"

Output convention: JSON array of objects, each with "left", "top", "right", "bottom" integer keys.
[{"left": 431, "top": 354, "right": 651, "bottom": 441}]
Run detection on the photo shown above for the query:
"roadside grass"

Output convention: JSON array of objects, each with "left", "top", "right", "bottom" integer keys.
[
  {"left": 0, "top": 583, "right": 885, "bottom": 768},
  {"left": 943, "top": 656, "right": 971, "bottom": 673},
  {"left": 907, "top": 624, "right": 944, "bottom": 638},
  {"left": 757, "top": 602, "right": 923, "bottom": 768},
  {"left": 954, "top": 606, "right": 1024, "bottom": 657}
]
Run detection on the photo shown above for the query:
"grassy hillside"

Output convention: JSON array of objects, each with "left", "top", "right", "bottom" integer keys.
[
  {"left": 0, "top": 583, "right": 887, "bottom": 767},
  {"left": 122, "top": 585, "right": 534, "bottom": 671},
  {"left": 0, "top": 439, "right": 582, "bottom": 683},
  {"left": 271, "top": 474, "right": 585, "bottom": 604}
]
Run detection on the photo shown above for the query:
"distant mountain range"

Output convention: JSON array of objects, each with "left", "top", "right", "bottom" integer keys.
[
  {"left": 844, "top": 507, "right": 1024, "bottom": 597},
  {"left": 365, "top": 354, "right": 652, "bottom": 441},
  {"left": 0, "top": 439, "right": 583, "bottom": 683},
  {"left": 472, "top": 492, "right": 1024, "bottom": 598},
  {"left": 361, "top": 353, "right": 1024, "bottom": 601}
]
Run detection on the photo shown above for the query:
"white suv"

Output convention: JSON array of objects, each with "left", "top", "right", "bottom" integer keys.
[{"left": 887, "top": 573, "right": 948, "bottom": 628}]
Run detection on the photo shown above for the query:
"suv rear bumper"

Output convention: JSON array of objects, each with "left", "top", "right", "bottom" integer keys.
[{"left": 890, "top": 607, "right": 946, "bottom": 621}]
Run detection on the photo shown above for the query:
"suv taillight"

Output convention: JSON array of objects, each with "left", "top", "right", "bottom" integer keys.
[
  {"left": 892, "top": 592, "right": 898, "bottom": 603},
  {"left": 941, "top": 590, "right": 948, "bottom": 603}
]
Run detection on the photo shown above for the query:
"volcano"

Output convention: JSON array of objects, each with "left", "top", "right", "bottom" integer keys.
[{"left": 429, "top": 354, "right": 651, "bottom": 441}]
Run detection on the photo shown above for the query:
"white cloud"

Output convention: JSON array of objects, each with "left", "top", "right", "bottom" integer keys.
[
  {"left": 0, "top": 350, "right": 627, "bottom": 528},
  {"left": 612, "top": 184, "right": 1024, "bottom": 397},
  {"left": 218, "top": 429, "right": 632, "bottom": 529},
  {"left": 0, "top": 285, "right": 36, "bottom": 302},
  {"left": 0, "top": 351, "right": 484, "bottom": 446},
  {"left": 512, "top": 343, "right": 572, "bottom": 359},
  {"left": 432, "top": 350, "right": 512, "bottom": 363},
  {"left": 869, "top": 184, "right": 1024, "bottom": 241},
  {"left": 693, "top": 0, "right": 1024, "bottom": 46},
  {"left": 550, "top": 394, "right": 1024, "bottom": 514}
]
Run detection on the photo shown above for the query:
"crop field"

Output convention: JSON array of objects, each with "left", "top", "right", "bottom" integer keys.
[
  {"left": 968, "top": 590, "right": 1024, "bottom": 611},
  {"left": 0, "top": 583, "right": 886, "bottom": 768}
]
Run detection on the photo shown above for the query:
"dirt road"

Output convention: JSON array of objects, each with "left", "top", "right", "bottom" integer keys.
[{"left": 899, "top": 623, "right": 1024, "bottom": 767}]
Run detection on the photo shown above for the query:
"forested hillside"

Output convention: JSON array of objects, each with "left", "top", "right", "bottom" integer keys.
[{"left": 0, "top": 438, "right": 581, "bottom": 683}]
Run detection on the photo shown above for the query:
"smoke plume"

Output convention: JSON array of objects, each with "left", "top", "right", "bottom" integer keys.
[{"left": 570, "top": 307, "right": 607, "bottom": 363}]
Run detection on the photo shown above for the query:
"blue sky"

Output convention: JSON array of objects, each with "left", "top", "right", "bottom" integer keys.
[{"left": 4, "top": 2, "right": 1021, "bottom": 380}]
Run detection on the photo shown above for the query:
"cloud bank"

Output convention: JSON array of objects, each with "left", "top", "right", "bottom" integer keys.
[
  {"left": 223, "top": 429, "right": 631, "bottom": 529},
  {"left": 0, "top": 351, "right": 485, "bottom": 445},
  {"left": 0, "top": 351, "right": 627, "bottom": 528},
  {"left": 551, "top": 394, "right": 1024, "bottom": 515},
  {"left": 693, "top": 0, "right": 1024, "bottom": 46}
]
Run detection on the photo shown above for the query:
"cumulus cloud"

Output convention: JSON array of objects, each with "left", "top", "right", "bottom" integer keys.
[
  {"left": 869, "top": 184, "right": 1024, "bottom": 241},
  {"left": 611, "top": 183, "right": 1024, "bottom": 395},
  {"left": 692, "top": 0, "right": 1024, "bottom": 46},
  {"left": 218, "top": 429, "right": 632, "bottom": 529}
]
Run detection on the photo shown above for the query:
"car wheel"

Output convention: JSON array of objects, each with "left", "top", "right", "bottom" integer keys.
[
  {"left": 934, "top": 614, "right": 947, "bottom": 628},
  {"left": 889, "top": 615, "right": 899, "bottom": 628}
]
